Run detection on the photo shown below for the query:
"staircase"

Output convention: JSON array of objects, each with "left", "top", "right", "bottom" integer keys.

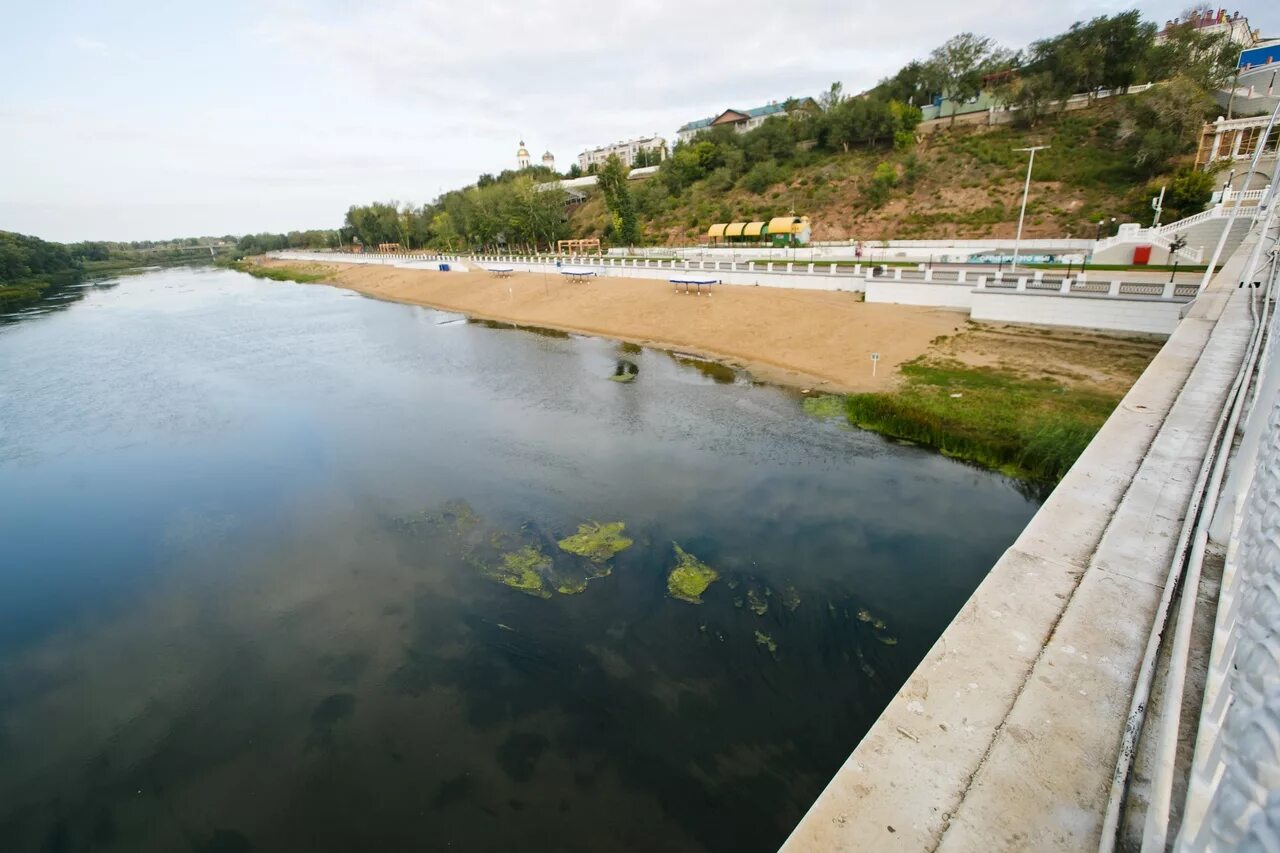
[{"left": 1092, "top": 194, "right": 1264, "bottom": 265}]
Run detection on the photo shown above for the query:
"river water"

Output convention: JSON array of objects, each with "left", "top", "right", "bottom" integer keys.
[{"left": 0, "top": 267, "right": 1037, "bottom": 852}]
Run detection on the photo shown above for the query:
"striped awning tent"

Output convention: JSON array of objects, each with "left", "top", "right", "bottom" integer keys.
[
  {"left": 724, "top": 222, "right": 747, "bottom": 237},
  {"left": 707, "top": 223, "right": 728, "bottom": 238},
  {"left": 743, "top": 221, "right": 766, "bottom": 237}
]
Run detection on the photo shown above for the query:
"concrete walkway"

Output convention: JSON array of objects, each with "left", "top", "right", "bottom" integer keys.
[{"left": 782, "top": 240, "right": 1259, "bottom": 850}]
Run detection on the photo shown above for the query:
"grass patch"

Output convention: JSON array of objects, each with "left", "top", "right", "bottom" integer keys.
[
  {"left": 232, "top": 260, "right": 327, "bottom": 283},
  {"left": 842, "top": 358, "right": 1120, "bottom": 484}
]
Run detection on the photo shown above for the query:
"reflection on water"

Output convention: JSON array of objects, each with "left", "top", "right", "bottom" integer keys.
[{"left": 0, "top": 267, "right": 1038, "bottom": 852}]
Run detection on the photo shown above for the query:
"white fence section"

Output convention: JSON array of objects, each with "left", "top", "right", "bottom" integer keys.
[
  {"left": 1177, "top": 284, "right": 1280, "bottom": 850},
  {"left": 268, "top": 251, "right": 1199, "bottom": 335}
]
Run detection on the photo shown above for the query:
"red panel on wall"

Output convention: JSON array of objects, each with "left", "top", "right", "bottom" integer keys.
[{"left": 1133, "top": 245, "right": 1152, "bottom": 265}]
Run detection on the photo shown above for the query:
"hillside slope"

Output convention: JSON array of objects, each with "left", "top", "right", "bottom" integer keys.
[{"left": 570, "top": 100, "right": 1162, "bottom": 245}]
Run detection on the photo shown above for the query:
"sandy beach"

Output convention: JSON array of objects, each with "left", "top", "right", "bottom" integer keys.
[
  {"left": 257, "top": 259, "right": 1162, "bottom": 396},
  {"left": 260, "top": 260, "right": 974, "bottom": 392}
]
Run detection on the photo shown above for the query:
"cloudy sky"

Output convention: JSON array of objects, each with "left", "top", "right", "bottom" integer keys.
[{"left": 2, "top": 0, "right": 1276, "bottom": 242}]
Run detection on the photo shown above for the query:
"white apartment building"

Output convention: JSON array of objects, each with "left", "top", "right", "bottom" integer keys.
[
  {"left": 1154, "top": 8, "right": 1259, "bottom": 47},
  {"left": 577, "top": 136, "right": 667, "bottom": 171}
]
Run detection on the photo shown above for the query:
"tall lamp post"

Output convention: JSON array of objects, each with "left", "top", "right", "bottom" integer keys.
[{"left": 1011, "top": 145, "right": 1049, "bottom": 272}]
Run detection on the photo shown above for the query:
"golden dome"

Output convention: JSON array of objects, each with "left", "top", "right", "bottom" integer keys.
[{"left": 517, "top": 140, "right": 530, "bottom": 157}]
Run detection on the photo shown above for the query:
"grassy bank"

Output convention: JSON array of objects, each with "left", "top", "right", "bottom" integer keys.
[
  {"left": 833, "top": 357, "right": 1121, "bottom": 483},
  {"left": 227, "top": 260, "right": 328, "bottom": 283},
  {"left": 0, "top": 271, "right": 81, "bottom": 309}
]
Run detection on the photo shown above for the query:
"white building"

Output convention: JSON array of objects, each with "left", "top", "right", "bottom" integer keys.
[
  {"left": 676, "top": 98, "right": 819, "bottom": 144},
  {"left": 516, "top": 140, "right": 531, "bottom": 170},
  {"left": 542, "top": 150, "right": 555, "bottom": 170},
  {"left": 1154, "top": 9, "right": 1259, "bottom": 48},
  {"left": 577, "top": 136, "right": 667, "bottom": 172}
]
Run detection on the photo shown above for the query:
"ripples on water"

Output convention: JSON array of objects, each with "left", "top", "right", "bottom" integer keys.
[{"left": 0, "top": 267, "right": 1037, "bottom": 852}]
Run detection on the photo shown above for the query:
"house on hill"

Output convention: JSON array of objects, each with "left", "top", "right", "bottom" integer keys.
[{"left": 676, "top": 98, "right": 818, "bottom": 143}]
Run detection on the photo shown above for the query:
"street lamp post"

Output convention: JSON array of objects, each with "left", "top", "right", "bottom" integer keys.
[{"left": 1011, "top": 145, "right": 1049, "bottom": 272}]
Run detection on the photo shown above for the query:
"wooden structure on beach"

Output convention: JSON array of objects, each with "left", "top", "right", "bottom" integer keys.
[{"left": 557, "top": 238, "right": 601, "bottom": 255}]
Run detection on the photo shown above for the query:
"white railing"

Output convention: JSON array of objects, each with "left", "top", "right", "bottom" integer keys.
[
  {"left": 1219, "top": 186, "right": 1270, "bottom": 205},
  {"left": 1094, "top": 228, "right": 1205, "bottom": 263},
  {"left": 1175, "top": 256, "right": 1280, "bottom": 851}
]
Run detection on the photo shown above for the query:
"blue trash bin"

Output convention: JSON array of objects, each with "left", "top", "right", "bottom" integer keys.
[{"left": 438, "top": 263, "right": 450, "bottom": 272}]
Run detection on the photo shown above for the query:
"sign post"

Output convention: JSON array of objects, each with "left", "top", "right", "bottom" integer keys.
[{"left": 870, "top": 352, "right": 880, "bottom": 377}]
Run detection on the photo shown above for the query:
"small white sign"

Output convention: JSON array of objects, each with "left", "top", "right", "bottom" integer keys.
[{"left": 870, "top": 352, "right": 880, "bottom": 362}]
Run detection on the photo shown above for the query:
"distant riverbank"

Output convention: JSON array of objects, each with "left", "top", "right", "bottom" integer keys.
[{"left": 246, "top": 258, "right": 1162, "bottom": 482}]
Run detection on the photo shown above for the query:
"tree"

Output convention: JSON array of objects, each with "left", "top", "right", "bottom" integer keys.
[
  {"left": 872, "top": 61, "right": 938, "bottom": 108},
  {"left": 1122, "top": 74, "right": 1216, "bottom": 174},
  {"left": 430, "top": 212, "right": 458, "bottom": 251},
  {"left": 1145, "top": 20, "right": 1237, "bottom": 91},
  {"left": 927, "top": 33, "right": 1011, "bottom": 125},
  {"left": 597, "top": 154, "right": 639, "bottom": 245},
  {"left": 1159, "top": 166, "right": 1216, "bottom": 221},
  {"left": 820, "top": 81, "right": 845, "bottom": 112},
  {"left": 566, "top": 163, "right": 583, "bottom": 179}
]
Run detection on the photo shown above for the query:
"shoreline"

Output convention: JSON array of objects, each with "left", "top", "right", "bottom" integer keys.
[
  {"left": 242, "top": 258, "right": 1164, "bottom": 483},
  {"left": 250, "top": 258, "right": 969, "bottom": 394}
]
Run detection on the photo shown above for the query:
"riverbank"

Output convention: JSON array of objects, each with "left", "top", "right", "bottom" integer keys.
[
  {"left": 252, "top": 258, "right": 969, "bottom": 392},
  {"left": 249, "top": 258, "right": 1163, "bottom": 480}
]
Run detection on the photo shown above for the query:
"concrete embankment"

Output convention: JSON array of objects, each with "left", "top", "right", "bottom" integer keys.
[{"left": 782, "top": 239, "right": 1258, "bottom": 849}]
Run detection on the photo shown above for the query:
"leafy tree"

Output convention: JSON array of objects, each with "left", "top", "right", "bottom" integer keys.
[
  {"left": 1158, "top": 166, "right": 1215, "bottom": 221},
  {"left": 927, "top": 33, "right": 1012, "bottom": 125},
  {"left": 1145, "top": 20, "right": 1237, "bottom": 91},
  {"left": 566, "top": 163, "right": 583, "bottom": 179},
  {"left": 1122, "top": 74, "right": 1216, "bottom": 174},
  {"left": 871, "top": 61, "right": 938, "bottom": 108},
  {"left": 819, "top": 81, "right": 845, "bottom": 112},
  {"left": 597, "top": 154, "right": 639, "bottom": 245}
]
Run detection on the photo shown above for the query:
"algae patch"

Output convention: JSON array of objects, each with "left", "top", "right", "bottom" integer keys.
[
  {"left": 856, "top": 608, "right": 887, "bottom": 630},
  {"left": 557, "top": 521, "right": 633, "bottom": 563},
  {"left": 754, "top": 630, "right": 778, "bottom": 655},
  {"left": 746, "top": 587, "right": 769, "bottom": 617},
  {"left": 485, "top": 545, "right": 552, "bottom": 598},
  {"left": 667, "top": 543, "right": 719, "bottom": 604}
]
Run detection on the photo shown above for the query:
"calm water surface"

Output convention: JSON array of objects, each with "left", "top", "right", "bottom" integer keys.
[{"left": 0, "top": 267, "right": 1037, "bottom": 852}]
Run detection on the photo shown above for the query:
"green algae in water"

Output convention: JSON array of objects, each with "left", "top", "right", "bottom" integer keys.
[
  {"left": 557, "top": 521, "right": 633, "bottom": 563},
  {"left": 667, "top": 543, "right": 719, "bottom": 604},
  {"left": 875, "top": 633, "right": 898, "bottom": 646},
  {"left": 556, "top": 578, "right": 589, "bottom": 595},
  {"left": 780, "top": 584, "right": 801, "bottom": 612},
  {"left": 856, "top": 608, "right": 887, "bottom": 630},
  {"left": 754, "top": 630, "right": 778, "bottom": 655},
  {"left": 802, "top": 395, "right": 846, "bottom": 419},
  {"left": 747, "top": 587, "right": 769, "bottom": 617},
  {"left": 484, "top": 545, "right": 552, "bottom": 598},
  {"left": 609, "top": 360, "right": 639, "bottom": 383}
]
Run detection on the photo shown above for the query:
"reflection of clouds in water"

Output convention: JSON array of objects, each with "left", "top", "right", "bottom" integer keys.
[{"left": 0, "top": 269, "right": 1038, "bottom": 852}]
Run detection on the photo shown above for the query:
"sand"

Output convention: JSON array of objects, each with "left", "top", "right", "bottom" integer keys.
[
  {"left": 257, "top": 259, "right": 1163, "bottom": 394},
  {"left": 260, "top": 260, "right": 972, "bottom": 392}
]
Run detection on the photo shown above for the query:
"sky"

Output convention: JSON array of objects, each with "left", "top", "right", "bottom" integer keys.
[{"left": 2, "top": 0, "right": 1276, "bottom": 243}]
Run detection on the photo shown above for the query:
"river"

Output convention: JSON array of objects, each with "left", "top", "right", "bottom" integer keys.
[{"left": 0, "top": 266, "right": 1037, "bottom": 852}]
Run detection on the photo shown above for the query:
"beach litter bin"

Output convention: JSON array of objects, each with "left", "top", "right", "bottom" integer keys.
[{"left": 438, "top": 263, "right": 450, "bottom": 272}]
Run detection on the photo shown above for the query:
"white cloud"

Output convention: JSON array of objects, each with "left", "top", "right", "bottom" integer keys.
[{"left": 70, "top": 35, "right": 112, "bottom": 58}]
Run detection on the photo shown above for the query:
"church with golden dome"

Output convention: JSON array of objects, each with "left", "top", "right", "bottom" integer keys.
[{"left": 516, "top": 140, "right": 555, "bottom": 172}]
